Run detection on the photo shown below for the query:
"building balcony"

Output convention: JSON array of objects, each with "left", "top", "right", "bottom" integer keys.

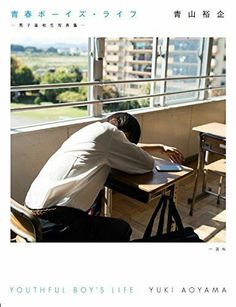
[
  {"left": 105, "top": 65, "right": 119, "bottom": 72},
  {"left": 128, "top": 70, "right": 152, "bottom": 76},
  {"left": 105, "top": 55, "right": 120, "bottom": 62},
  {"left": 105, "top": 45, "right": 120, "bottom": 52},
  {"left": 127, "top": 47, "right": 153, "bottom": 53},
  {"left": 128, "top": 60, "right": 152, "bottom": 64}
]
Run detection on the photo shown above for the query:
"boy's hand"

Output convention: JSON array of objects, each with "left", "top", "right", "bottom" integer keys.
[{"left": 162, "top": 145, "right": 185, "bottom": 164}]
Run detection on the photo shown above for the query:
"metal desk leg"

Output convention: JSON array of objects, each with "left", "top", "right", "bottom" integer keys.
[
  {"left": 104, "top": 187, "right": 112, "bottom": 217},
  {"left": 217, "top": 175, "right": 223, "bottom": 205},
  {"left": 202, "top": 149, "right": 210, "bottom": 193},
  {"left": 189, "top": 170, "right": 200, "bottom": 215},
  {"left": 167, "top": 185, "right": 176, "bottom": 232},
  {"left": 189, "top": 133, "right": 205, "bottom": 215},
  {"left": 173, "top": 184, "right": 178, "bottom": 204}
]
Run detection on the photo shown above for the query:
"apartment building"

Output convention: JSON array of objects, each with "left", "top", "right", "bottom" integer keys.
[
  {"left": 104, "top": 37, "right": 226, "bottom": 99},
  {"left": 103, "top": 37, "right": 153, "bottom": 96}
]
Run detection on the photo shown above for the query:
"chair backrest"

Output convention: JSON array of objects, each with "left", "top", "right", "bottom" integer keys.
[{"left": 11, "top": 198, "right": 42, "bottom": 242}]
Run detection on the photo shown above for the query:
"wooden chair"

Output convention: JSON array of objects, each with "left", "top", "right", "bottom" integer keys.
[{"left": 11, "top": 198, "right": 42, "bottom": 242}]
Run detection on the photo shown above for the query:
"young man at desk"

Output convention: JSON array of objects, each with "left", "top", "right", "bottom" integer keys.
[{"left": 25, "top": 112, "right": 184, "bottom": 242}]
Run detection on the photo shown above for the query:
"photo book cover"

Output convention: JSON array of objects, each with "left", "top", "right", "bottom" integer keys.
[{"left": 0, "top": 0, "right": 235, "bottom": 306}]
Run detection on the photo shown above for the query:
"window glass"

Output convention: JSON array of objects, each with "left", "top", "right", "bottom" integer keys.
[
  {"left": 165, "top": 37, "right": 202, "bottom": 105},
  {"left": 209, "top": 37, "right": 226, "bottom": 97},
  {"left": 11, "top": 37, "right": 226, "bottom": 128},
  {"left": 11, "top": 36, "right": 89, "bottom": 128},
  {"left": 103, "top": 37, "right": 153, "bottom": 113}
]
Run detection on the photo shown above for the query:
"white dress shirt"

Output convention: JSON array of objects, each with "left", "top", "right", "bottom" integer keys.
[{"left": 25, "top": 122, "right": 155, "bottom": 211}]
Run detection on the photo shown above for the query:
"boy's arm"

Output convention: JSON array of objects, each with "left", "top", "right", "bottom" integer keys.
[{"left": 138, "top": 143, "right": 185, "bottom": 164}]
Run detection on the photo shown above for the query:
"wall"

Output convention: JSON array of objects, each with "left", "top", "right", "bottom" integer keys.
[{"left": 11, "top": 99, "right": 226, "bottom": 203}]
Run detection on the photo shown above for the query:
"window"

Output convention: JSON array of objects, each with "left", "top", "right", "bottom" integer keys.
[
  {"left": 11, "top": 37, "right": 226, "bottom": 129},
  {"left": 11, "top": 37, "right": 89, "bottom": 128},
  {"left": 103, "top": 37, "right": 153, "bottom": 113},
  {"left": 165, "top": 37, "right": 202, "bottom": 104},
  {"left": 209, "top": 37, "right": 226, "bottom": 97}
]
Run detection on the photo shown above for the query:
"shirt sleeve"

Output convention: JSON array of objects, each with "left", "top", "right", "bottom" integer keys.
[{"left": 107, "top": 128, "right": 155, "bottom": 174}]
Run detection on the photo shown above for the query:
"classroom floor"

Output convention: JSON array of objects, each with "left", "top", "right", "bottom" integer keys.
[{"left": 110, "top": 160, "right": 226, "bottom": 242}]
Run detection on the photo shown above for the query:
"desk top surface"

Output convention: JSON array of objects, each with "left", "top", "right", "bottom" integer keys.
[
  {"left": 193, "top": 122, "right": 226, "bottom": 138},
  {"left": 109, "top": 159, "right": 193, "bottom": 195}
]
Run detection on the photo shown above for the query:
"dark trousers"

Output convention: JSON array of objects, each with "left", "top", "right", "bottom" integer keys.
[{"left": 33, "top": 206, "right": 132, "bottom": 242}]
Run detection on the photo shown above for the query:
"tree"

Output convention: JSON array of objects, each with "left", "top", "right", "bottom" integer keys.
[
  {"left": 25, "top": 46, "right": 41, "bottom": 53},
  {"left": 102, "top": 84, "right": 120, "bottom": 99},
  {"left": 47, "top": 47, "right": 58, "bottom": 54},
  {"left": 40, "top": 67, "right": 85, "bottom": 103},
  {"left": 14, "top": 65, "right": 36, "bottom": 86},
  {"left": 11, "top": 56, "right": 36, "bottom": 86},
  {"left": 102, "top": 81, "right": 149, "bottom": 112},
  {"left": 56, "top": 90, "right": 87, "bottom": 103},
  {"left": 11, "top": 56, "right": 37, "bottom": 102},
  {"left": 11, "top": 44, "right": 25, "bottom": 52},
  {"left": 68, "top": 65, "right": 83, "bottom": 82},
  {"left": 102, "top": 83, "right": 142, "bottom": 112},
  {"left": 11, "top": 56, "right": 20, "bottom": 86}
]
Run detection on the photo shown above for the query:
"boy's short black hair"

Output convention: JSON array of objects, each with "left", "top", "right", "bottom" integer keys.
[{"left": 106, "top": 112, "right": 141, "bottom": 144}]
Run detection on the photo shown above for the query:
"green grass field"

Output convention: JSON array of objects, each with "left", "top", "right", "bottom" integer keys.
[
  {"left": 11, "top": 103, "right": 88, "bottom": 127},
  {"left": 11, "top": 52, "right": 88, "bottom": 127},
  {"left": 12, "top": 53, "right": 88, "bottom": 71}
]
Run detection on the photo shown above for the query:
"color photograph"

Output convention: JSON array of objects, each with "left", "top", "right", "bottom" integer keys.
[
  {"left": 1, "top": 1, "right": 235, "bottom": 306},
  {"left": 10, "top": 36, "right": 226, "bottom": 243}
]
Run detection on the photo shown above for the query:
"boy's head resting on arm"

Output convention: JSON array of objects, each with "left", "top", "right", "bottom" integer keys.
[{"left": 106, "top": 112, "right": 141, "bottom": 144}]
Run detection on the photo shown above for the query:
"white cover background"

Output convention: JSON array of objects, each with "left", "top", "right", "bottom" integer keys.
[{"left": 0, "top": 0, "right": 235, "bottom": 306}]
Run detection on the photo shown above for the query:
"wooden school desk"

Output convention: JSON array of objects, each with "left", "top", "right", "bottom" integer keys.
[
  {"left": 104, "top": 158, "right": 194, "bottom": 218},
  {"left": 189, "top": 122, "right": 226, "bottom": 215}
]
